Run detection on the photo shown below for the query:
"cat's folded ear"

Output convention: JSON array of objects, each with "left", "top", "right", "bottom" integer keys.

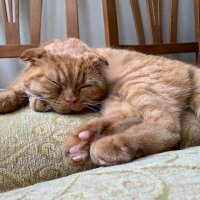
[
  {"left": 85, "top": 53, "right": 109, "bottom": 69},
  {"left": 89, "top": 56, "right": 108, "bottom": 68},
  {"left": 20, "top": 48, "right": 46, "bottom": 63}
]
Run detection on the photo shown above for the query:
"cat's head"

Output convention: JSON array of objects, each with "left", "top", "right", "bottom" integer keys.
[{"left": 20, "top": 47, "right": 108, "bottom": 114}]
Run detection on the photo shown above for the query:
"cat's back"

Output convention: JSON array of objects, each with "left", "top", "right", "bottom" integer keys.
[
  {"left": 100, "top": 48, "right": 191, "bottom": 83},
  {"left": 98, "top": 48, "right": 193, "bottom": 106}
]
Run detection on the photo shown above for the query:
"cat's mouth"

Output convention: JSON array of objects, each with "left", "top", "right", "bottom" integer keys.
[
  {"left": 47, "top": 100, "right": 101, "bottom": 114},
  {"left": 53, "top": 104, "right": 83, "bottom": 114}
]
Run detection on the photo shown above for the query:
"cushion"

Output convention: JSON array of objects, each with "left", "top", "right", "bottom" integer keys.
[
  {"left": 1, "top": 146, "right": 200, "bottom": 199},
  {"left": 0, "top": 107, "right": 200, "bottom": 192},
  {"left": 0, "top": 107, "right": 97, "bottom": 192}
]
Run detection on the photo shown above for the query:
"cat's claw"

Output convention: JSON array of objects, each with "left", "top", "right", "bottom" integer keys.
[{"left": 63, "top": 141, "right": 89, "bottom": 165}]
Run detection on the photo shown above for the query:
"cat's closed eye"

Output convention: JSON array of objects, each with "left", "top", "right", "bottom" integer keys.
[
  {"left": 45, "top": 77, "right": 61, "bottom": 88},
  {"left": 79, "top": 84, "right": 93, "bottom": 91}
]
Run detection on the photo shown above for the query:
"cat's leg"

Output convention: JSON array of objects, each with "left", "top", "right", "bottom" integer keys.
[
  {"left": 29, "top": 98, "right": 52, "bottom": 112},
  {"left": 0, "top": 88, "right": 27, "bottom": 113},
  {"left": 90, "top": 111, "right": 181, "bottom": 166},
  {"left": 63, "top": 101, "right": 143, "bottom": 165},
  {"left": 190, "top": 67, "right": 200, "bottom": 117}
]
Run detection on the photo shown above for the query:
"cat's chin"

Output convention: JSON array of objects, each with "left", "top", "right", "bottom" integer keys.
[
  {"left": 54, "top": 106, "right": 83, "bottom": 114},
  {"left": 53, "top": 107, "right": 73, "bottom": 114}
]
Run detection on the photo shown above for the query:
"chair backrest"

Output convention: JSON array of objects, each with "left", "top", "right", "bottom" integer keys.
[
  {"left": 101, "top": 0, "right": 200, "bottom": 64},
  {"left": 1, "top": 0, "right": 199, "bottom": 63},
  {"left": 66, "top": 0, "right": 79, "bottom": 38},
  {"left": 0, "top": 0, "right": 42, "bottom": 58}
]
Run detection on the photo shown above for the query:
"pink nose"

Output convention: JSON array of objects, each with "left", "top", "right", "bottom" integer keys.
[{"left": 64, "top": 97, "right": 77, "bottom": 106}]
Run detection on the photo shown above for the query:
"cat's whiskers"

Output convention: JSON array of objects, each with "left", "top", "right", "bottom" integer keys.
[
  {"left": 20, "top": 94, "right": 30, "bottom": 98},
  {"left": 25, "top": 90, "right": 46, "bottom": 101},
  {"left": 88, "top": 104, "right": 101, "bottom": 110},
  {"left": 84, "top": 105, "right": 99, "bottom": 112},
  {"left": 81, "top": 94, "right": 104, "bottom": 105}
]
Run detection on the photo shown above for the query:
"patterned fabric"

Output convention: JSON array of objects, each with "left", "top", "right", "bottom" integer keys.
[
  {"left": 1, "top": 146, "right": 200, "bottom": 199},
  {"left": 0, "top": 107, "right": 97, "bottom": 192},
  {"left": 0, "top": 107, "right": 200, "bottom": 193}
]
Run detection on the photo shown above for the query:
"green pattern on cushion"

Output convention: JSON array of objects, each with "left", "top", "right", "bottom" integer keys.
[
  {"left": 0, "top": 107, "right": 98, "bottom": 192},
  {"left": 1, "top": 147, "right": 200, "bottom": 199}
]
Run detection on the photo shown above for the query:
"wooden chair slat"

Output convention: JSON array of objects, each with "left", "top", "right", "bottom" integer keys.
[
  {"left": 66, "top": 0, "right": 79, "bottom": 38},
  {"left": 1, "top": 0, "right": 20, "bottom": 44},
  {"left": 8, "top": 0, "right": 13, "bottom": 22},
  {"left": 119, "top": 42, "right": 198, "bottom": 54},
  {"left": 130, "top": 0, "right": 145, "bottom": 44},
  {"left": 14, "top": 0, "right": 19, "bottom": 24},
  {"left": 0, "top": 44, "right": 40, "bottom": 58},
  {"left": 195, "top": 0, "right": 200, "bottom": 41},
  {"left": 170, "top": 0, "right": 179, "bottom": 43},
  {"left": 31, "top": 0, "right": 43, "bottom": 44},
  {"left": 1, "top": 0, "right": 8, "bottom": 22},
  {"left": 147, "top": 0, "right": 162, "bottom": 43},
  {"left": 194, "top": 0, "right": 200, "bottom": 64},
  {"left": 102, "top": 0, "right": 119, "bottom": 47}
]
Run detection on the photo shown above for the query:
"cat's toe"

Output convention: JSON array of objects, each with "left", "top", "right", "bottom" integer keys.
[
  {"left": 64, "top": 149, "right": 89, "bottom": 165},
  {"left": 63, "top": 118, "right": 105, "bottom": 165},
  {"left": 90, "top": 136, "right": 133, "bottom": 166},
  {"left": 62, "top": 134, "right": 90, "bottom": 165},
  {"left": 78, "top": 131, "right": 91, "bottom": 139}
]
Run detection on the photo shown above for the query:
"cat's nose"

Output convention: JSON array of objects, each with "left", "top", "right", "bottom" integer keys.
[{"left": 64, "top": 96, "right": 77, "bottom": 106}]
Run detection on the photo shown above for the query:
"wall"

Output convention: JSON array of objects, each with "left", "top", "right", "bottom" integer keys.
[{"left": 0, "top": 0, "right": 196, "bottom": 88}]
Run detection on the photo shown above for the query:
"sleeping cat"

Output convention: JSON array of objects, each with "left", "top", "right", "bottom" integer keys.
[{"left": 1, "top": 38, "right": 200, "bottom": 166}]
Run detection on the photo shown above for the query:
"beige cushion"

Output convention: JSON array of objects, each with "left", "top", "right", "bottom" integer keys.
[
  {"left": 0, "top": 107, "right": 200, "bottom": 192},
  {"left": 1, "top": 146, "right": 200, "bottom": 199},
  {"left": 0, "top": 107, "right": 97, "bottom": 192}
]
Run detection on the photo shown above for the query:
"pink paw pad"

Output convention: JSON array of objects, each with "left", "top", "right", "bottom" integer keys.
[
  {"left": 79, "top": 131, "right": 90, "bottom": 139},
  {"left": 120, "top": 145, "right": 129, "bottom": 153},
  {"left": 69, "top": 145, "right": 79, "bottom": 154}
]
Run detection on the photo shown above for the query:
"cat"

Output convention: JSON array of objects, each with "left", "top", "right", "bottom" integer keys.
[
  {"left": 0, "top": 39, "right": 108, "bottom": 114},
  {"left": 63, "top": 39, "right": 200, "bottom": 166},
  {"left": 1, "top": 38, "right": 200, "bottom": 167}
]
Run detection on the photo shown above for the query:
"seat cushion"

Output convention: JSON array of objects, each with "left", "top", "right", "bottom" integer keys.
[
  {"left": 0, "top": 107, "right": 200, "bottom": 192},
  {"left": 0, "top": 107, "right": 98, "bottom": 192},
  {"left": 1, "top": 146, "right": 200, "bottom": 199}
]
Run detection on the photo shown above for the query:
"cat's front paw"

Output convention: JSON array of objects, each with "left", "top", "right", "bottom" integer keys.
[
  {"left": 0, "top": 91, "right": 25, "bottom": 113},
  {"left": 29, "top": 98, "right": 52, "bottom": 112},
  {"left": 0, "top": 92, "right": 12, "bottom": 113},
  {"left": 63, "top": 118, "right": 103, "bottom": 165}
]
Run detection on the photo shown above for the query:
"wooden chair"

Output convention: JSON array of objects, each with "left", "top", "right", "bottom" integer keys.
[
  {"left": 0, "top": 0, "right": 43, "bottom": 58},
  {"left": 1, "top": 0, "right": 199, "bottom": 64},
  {"left": 101, "top": 0, "right": 200, "bottom": 64}
]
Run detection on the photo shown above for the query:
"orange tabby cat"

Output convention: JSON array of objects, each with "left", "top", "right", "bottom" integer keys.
[{"left": 1, "top": 38, "right": 200, "bottom": 167}]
